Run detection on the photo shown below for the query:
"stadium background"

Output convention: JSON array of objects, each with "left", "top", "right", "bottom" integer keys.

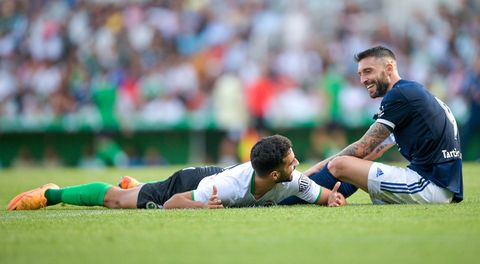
[{"left": 0, "top": 0, "right": 479, "bottom": 168}]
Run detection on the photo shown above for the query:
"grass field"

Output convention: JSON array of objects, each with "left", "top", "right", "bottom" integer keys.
[{"left": 1, "top": 163, "right": 479, "bottom": 264}]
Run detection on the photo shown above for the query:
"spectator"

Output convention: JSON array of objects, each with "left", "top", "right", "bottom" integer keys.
[
  {"left": 0, "top": 0, "right": 479, "bottom": 163},
  {"left": 13, "top": 145, "right": 37, "bottom": 168},
  {"left": 143, "top": 146, "right": 168, "bottom": 166},
  {"left": 211, "top": 72, "right": 249, "bottom": 130},
  {"left": 42, "top": 144, "right": 62, "bottom": 167},
  {"left": 462, "top": 56, "right": 480, "bottom": 161}
]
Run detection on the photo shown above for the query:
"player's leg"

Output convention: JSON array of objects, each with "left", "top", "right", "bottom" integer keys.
[
  {"left": 7, "top": 183, "right": 60, "bottom": 210},
  {"left": 103, "top": 187, "right": 141, "bottom": 209},
  {"left": 366, "top": 162, "right": 453, "bottom": 204},
  {"left": 45, "top": 182, "right": 114, "bottom": 207},
  {"left": 279, "top": 164, "right": 359, "bottom": 205},
  {"left": 8, "top": 182, "right": 114, "bottom": 210},
  {"left": 329, "top": 157, "right": 454, "bottom": 204},
  {"left": 327, "top": 156, "right": 372, "bottom": 191},
  {"left": 309, "top": 164, "right": 359, "bottom": 197}
]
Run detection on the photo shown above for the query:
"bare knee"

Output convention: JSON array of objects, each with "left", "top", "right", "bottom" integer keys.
[
  {"left": 103, "top": 187, "right": 130, "bottom": 209},
  {"left": 328, "top": 156, "right": 351, "bottom": 179},
  {"left": 104, "top": 187, "right": 139, "bottom": 209},
  {"left": 103, "top": 188, "right": 121, "bottom": 208}
]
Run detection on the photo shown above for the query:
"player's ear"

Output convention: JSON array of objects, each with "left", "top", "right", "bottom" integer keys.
[
  {"left": 270, "top": 170, "right": 279, "bottom": 181},
  {"left": 385, "top": 61, "right": 394, "bottom": 75}
]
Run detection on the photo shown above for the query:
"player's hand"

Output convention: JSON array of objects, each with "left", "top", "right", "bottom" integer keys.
[
  {"left": 205, "top": 185, "right": 224, "bottom": 209},
  {"left": 327, "top": 182, "right": 347, "bottom": 207}
]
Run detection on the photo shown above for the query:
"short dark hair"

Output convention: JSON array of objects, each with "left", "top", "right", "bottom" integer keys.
[
  {"left": 354, "top": 46, "right": 396, "bottom": 62},
  {"left": 250, "top": 135, "right": 292, "bottom": 176}
]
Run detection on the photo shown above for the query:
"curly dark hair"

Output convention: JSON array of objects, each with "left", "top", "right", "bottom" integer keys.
[
  {"left": 354, "top": 46, "right": 396, "bottom": 62},
  {"left": 250, "top": 135, "right": 292, "bottom": 177}
]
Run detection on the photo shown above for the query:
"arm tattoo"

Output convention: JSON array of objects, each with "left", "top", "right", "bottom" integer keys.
[
  {"left": 375, "top": 144, "right": 386, "bottom": 154},
  {"left": 337, "top": 123, "right": 391, "bottom": 158}
]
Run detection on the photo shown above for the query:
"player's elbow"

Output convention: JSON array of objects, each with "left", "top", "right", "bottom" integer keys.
[{"left": 163, "top": 194, "right": 179, "bottom": 209}]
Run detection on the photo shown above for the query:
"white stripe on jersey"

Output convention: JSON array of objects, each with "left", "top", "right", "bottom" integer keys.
[{"left": 376, "top": 118, "right": 395, "bottom": 129}]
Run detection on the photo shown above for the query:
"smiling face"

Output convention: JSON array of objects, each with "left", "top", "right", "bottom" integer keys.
[
  {"left": 274, "top": 148, "right": 299, "bottom": 183},
  {"left": 357, "top": 56, "right": 392, "bottom": 98}
]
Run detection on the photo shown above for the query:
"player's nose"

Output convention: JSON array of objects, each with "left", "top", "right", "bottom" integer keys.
[
  {"left": 294, "top": 158, "right": 299, "bottom": 166},
  {"left": 361, "top": 76, "right": 369, "bottom": 86}
]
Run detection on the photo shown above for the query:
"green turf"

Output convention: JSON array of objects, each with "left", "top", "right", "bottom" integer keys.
[{"left": 1, "top": 163, "right": 479, "bottom": 264}]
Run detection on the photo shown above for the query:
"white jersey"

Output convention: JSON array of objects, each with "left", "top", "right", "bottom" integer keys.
[{"left": 192, "top": 162, "right": 321, "bottom": 207}]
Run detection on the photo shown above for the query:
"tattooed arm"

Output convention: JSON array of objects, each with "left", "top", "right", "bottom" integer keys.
[
  {"left": 304, "top": 123, "right": 392, "bottom": 176},
  {"left": 363, "top": 139, "right": 394, "bottom": 160}
]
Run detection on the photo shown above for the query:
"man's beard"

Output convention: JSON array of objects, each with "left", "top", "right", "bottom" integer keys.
[
  {"left": 372, "top": 73, "right": 389, "bottom": 98},
  {"left": 275, "top": 173, "right": 292, "bottom": 183}
]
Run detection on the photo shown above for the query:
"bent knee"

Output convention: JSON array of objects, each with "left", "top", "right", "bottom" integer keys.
[
  {"left": 104, "top": 199, "right": 120, "bottom": 209},
  {"left": 103, "top": 187, "right": 126, "bottom": 209},
  {"left": 328, "top": 156, "right": 352, "bottom": 177},
  {"left": 103, "top": 196, "right": 122, "bottom": 209}
]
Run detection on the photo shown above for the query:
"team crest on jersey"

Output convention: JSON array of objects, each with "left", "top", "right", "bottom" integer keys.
[
  {"left": 298, "top": 175, "right": 311, "bottom": 192},
  {"left": 373, "top": 105, "right": 384, "bottom": 120},
  {"left": 378, "top": 105, "right": 385, "bottom": 117},
  {"left": 376, "top": 168, "right": 384, "bottom": 177}
]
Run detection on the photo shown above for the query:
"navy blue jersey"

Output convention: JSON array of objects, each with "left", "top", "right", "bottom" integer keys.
[{"left": 374, "top": 79, "right": 463, "bottom": 202}]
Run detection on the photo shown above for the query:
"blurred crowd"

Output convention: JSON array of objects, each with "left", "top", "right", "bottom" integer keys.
[{"left": 1, "top": 0, "right": 480, "bottom": 165}]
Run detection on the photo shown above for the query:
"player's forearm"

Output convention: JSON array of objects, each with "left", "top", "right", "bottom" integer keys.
[
  {"left": 337, "top": 140, "right": 372, "bottom": 159},
  {"left": 304, "top": 159, "right": 330, "bottom": 176},
  {"left": 335, "top": 122, "right": 392, "bottom": 159},
  {"left": 306, "top": 123, "right": 390, "bottom": 175},
  {"left": 363, "top": 143, "right": 394, "bottom": 160},
  {"left": 315, "top": 187, "right": 330, "bottom": 205},
  {"left": 163, "top": 194, "right": 206, "bottom": 209},
  {"left": 305, "top": 141, "right": 372, "bottom": 177},
  {"left": 305, "top": 141, "right": 368, "bottom": 176}
]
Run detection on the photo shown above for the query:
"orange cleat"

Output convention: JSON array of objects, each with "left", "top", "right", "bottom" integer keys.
[
  {"left": 118, "top": 176, "right": 141, "bottom": 189},
  {"left": 7, "top": 183, "right": 60, "bottom": 211}
]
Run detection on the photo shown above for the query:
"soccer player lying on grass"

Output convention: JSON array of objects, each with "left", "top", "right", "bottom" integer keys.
[
  {"left": 282, "top": 46, "right": 463, "bottom": 205},
  {"left": 7, "top": 135, "right": 346, "bottom": 211}
]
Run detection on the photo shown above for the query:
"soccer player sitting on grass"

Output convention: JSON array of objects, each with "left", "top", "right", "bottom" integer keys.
[
  {"left": 282, "top": 46, "right": 463, "bottom": 205},
  {"left": 7, "top": 135, "right": 346, "bottom": 211}
]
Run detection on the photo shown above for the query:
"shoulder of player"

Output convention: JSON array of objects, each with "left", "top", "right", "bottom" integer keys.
[
  {"left": 215, "top": 162, "right": 254, "bottom": 185},
  {"left": 384, "top": 80, "right": 424, "bottom": 102},
  {"left": 393, "top": 79, "right": 425, "bottom": 94}
]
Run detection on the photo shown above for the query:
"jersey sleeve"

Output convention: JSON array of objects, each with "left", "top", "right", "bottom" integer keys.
[
  {"left": 375, "top": 89, "right": 410, "bottom": 131},
  {"left": 291, "top": 171, "right": 321, "bottom": 203},
  {"left": 192, "top": 176, "right": 214, "bottom": 203},
  {"left": 192, "top": 174, "right": 240, "bottom": 206}
]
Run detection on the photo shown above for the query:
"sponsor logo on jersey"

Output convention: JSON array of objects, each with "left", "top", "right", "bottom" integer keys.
[
  {"left": 442, "top": 148, "right": 461, "bottom": 159},
  {"left": 298, "top": 175, "right": 311, "bottom": 192},
  {"left": 376, "top": 168, "right": 384, "bottom": 177}
]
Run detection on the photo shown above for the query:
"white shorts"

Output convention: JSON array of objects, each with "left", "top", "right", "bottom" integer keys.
[{"left": 367, "top": 162, "right": 453, "bottom": 204}]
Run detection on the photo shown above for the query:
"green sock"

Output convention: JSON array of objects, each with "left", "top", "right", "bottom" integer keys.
[{"left": 45, "top": 182, "right": 113, "bottom": 207}]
